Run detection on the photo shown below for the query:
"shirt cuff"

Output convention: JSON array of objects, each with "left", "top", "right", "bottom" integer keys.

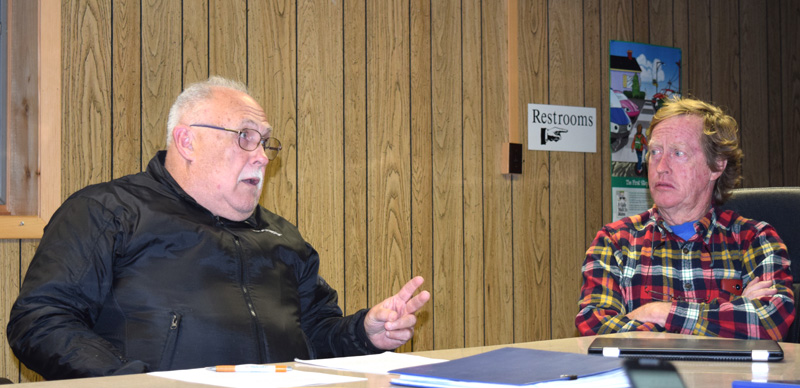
[{"left": 664, "top": 301, "right": 701, "bottom": 334}]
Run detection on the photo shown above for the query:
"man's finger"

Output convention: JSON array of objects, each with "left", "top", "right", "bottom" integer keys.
[
  {"left": 385, "top": 313, "right": 418, "bottom": 331},
  {"left": 394, "top": 276, "right": 425, "bottom": 303},
  {"left": 384, "top": 327, "right": 414, "bottom": 342},
  {"left": 743, "top": 280, "right": 772, "bottom": 293},
  {"left": 403, "top": 291, "right": 431, "bottom": 315},
  {"left": 369, "top": 299, "right": 398, "bottom": 322},
  {"left": 746, "top": 289, "right": 777, "bottom": 300},
  {"left": 743, "top": 281, "right": 777, "bottom": 299}
]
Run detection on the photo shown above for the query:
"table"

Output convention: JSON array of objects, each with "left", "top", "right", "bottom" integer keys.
[{"left": 16, "top": 332, "right": 800, "bottom": 387}]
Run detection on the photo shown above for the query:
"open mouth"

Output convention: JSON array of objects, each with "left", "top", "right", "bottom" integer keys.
[{"left": 242, "top": 177, "right": 261, "bottom": 186}]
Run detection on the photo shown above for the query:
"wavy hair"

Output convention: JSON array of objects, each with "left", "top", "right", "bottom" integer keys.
[{"left": 646, "top": 96, "right": 743, "bottom": 204}]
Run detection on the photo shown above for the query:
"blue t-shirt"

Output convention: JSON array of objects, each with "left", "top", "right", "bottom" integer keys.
[{"left": 671, "top": 221, "right": 696, "bottom": 241}]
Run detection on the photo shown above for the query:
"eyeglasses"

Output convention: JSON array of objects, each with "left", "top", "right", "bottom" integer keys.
[
  {"left": 645, "top": 288, "right": 708, "bottom": 303},
  {"left": 190, "top": 124, "right": 282, "bottom": 160}
]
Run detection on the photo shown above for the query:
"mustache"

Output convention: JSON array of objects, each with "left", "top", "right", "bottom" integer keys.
[{"left": 239, "top": 170, "right": 265, "bottom": 190}]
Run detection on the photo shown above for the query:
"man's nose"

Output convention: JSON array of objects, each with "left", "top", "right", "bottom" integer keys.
[
  {"left": 252, "top": 147, "right": 269, "bottom": 165},
  {"left": 653, "top": 155, "right": 669, "bottom": 173}
]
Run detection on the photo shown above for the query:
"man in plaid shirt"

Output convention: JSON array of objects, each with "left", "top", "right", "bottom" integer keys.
[{"left": 576, "top": 97, "right": 795, "bottom": 340}]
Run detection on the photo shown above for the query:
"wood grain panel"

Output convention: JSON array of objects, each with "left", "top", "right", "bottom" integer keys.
[
  {"left": 649, "top": 0, "right": 673, "bottom": 46},
  {"left": 250, "top": 0, "right": 298, "bottom": 224},
  {"left": 61, "top": 0, "right": 112, "bottom": 197},
  {"left": 112, "top": 0, "right": 142, "bottom": 177},
  {"left": 514, "top": 0, "right": 549, "bottom": 343},
  {"left": 183, "top": 0, "right": 210, "bottom": 86},
  {"left": 343, "top": 0, "right": 369, "bottom": 316},
  {"left": 410, "top": 0, "right": 434, "bottom": 351},
  {"left": 687, "top": 0, "right": 711, "bottom": 100},
  {"left": 18, "top": 240, "right": 43, "bottom": 383},
  {"left": 141, "top": 0, "right": 181, "bottom": 162},
  {"left": 6, "top": 0, "right": 37, "bottom": 215},
  {"left": 781, "top": 0, "right": 800, "bottom": 187},
  {"left": 548, "top": 0, "right": 586, "bottom": 340},
  {"left": 367, "top": 0, "right": 412, "bottom": 353},
  {"left": 19, "top": 241, "right": 38, "bottom": 290},
  {"left": 430, "top": 0, "right": 464, "bottom": 350},
  {"left": 297, "top": 0, "right": 345, "bottom": 296},
  {"left": 710, "top": 0, "right": 740, "bottom": 124},
  {"left": 210, "top": 0, "right": 246, "bottom": 81},
  {"left": 583, "top": 0, "right": 604, "bottom": 247},
  {"left": 601, "top": 0, "right": 633, "bottom": 225},
  {"left": 4, "top": 1, "right": 799, "bottom": 365},
  {"left": 632, "top": 0, "right": 649, "bottom": 43},
  {"left": 461, "top": 0, "right": 485, "bottom": 348},
  {"left": 766, "top": 1, "right": 783, "bottom": 187},
  {"left": 1, "top": 241, "right": 20, "bottom": 382},
  {"left": 739, "top": 0, "right": 769, "bottom": 188},
  {"left": 481, "top": 0, "right": 513, "bottom": 346},
  {"left": 673, "top": 0, "right": 689, "bottom": 95}
]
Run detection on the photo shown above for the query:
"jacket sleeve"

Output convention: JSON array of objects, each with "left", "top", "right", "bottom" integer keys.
[
  {"left": 664, "top": 225, "right": 795, "bottom": 340},
  {"left": 575, "top": 228, "right": 664, "bottom": 335},
  {"left": 6, "top": 196, "right": 149, "bottom": 380},
  {"left": 294, "top": 244, "right": 382, "bottom": 359}
]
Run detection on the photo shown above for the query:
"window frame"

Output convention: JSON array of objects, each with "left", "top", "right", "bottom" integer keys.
[{"left": 0, "top": 0, "right": 61, "bottom": 239}]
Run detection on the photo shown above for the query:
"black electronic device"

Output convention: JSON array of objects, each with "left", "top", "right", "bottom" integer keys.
[
  {"left": 588, "top": 337, "right": 784, "bottom": 362},
  {"left": 624, "top": 358, "right": 686, "bottom": 388}
]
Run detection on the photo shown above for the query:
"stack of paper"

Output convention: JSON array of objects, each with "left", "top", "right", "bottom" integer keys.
[
  {"left": 295, "top": 351, "right": 448, "bottom": 374},
  {"left": 149, "top": 368, "right": 365, "bottom": 388}
]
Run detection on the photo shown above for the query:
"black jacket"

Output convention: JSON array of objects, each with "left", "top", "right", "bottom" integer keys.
[{"left": 7, "top": 151, "right": 379, "bottom": 380}]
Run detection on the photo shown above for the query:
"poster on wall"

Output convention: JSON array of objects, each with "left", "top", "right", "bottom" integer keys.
[{"left": 609, "top": 40, "right": 681, "bottom": 221}]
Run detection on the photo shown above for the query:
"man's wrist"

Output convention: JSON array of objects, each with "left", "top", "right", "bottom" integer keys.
[
  {"left": 628, "top": 301, "right": 671, "bottom": 326},
  {"left": 355, "top": 310, "right": 385, "bottom": 353}
]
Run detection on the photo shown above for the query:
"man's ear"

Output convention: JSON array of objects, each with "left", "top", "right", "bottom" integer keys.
[
  {"left": 710, "top": 158, "right": 727, "bottom": 180},
  {"left": 172, "top": 125, "right": 197, "bottom": 162}
]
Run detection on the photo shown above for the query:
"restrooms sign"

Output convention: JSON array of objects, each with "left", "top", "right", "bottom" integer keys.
[{"left": 527, "top": 103, "right": 597, "bottom": 153}]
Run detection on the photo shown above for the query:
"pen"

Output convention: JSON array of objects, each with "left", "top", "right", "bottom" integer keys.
[{"left": 206, "top": 364, "right": 292, "bottom": 373}]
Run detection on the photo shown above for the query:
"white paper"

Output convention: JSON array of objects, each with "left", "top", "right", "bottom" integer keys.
[
  {"left": 148, "top": 368, "right": 365, "bottom": 388},
  {"left": 295, "top": 351, "right": 448, "bottom": 374}
]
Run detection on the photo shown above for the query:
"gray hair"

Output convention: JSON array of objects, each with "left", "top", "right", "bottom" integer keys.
[{"left": 166, "top": 76, "right": 249, "bottom": 146}]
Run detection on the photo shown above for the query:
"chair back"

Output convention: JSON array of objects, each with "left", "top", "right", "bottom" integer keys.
[{"left": 719, "top": 187, "right": 800, "bottom": 342}]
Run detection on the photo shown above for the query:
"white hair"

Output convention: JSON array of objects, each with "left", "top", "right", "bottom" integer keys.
[{"left": 165, "top": 76, "right": 249, "bottom": 146}]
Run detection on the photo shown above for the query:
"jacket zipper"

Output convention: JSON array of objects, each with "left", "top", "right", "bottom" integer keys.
[
  {"left": 158, "top": 312, "right": 181, "bottom": 371},
  {"left": 232, "top": 233, "right": 269, "bottom": 362}
]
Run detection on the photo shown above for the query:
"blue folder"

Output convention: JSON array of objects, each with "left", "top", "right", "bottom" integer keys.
[
  {"left": 732, "top": 382, "right": 800, "bottom": 388},
  {"left": 390, "top": 347, "right": 625, "bottom": 387}
]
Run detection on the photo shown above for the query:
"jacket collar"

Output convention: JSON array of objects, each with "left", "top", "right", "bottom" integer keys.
[{"left": 145, "top": 151, "right": 260, "bottom": 227}]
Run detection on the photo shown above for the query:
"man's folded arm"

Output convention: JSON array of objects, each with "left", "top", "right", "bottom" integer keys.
[
  {"left": 664, "top": 233, "right": 795, "bottom": 340},
  {"left": 576, "top": 232, "right": 666, "bottom": 335}
]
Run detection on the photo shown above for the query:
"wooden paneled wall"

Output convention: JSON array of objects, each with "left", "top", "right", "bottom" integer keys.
[{"left": 3, "top": 0, "right": 799, "bottom": 382}]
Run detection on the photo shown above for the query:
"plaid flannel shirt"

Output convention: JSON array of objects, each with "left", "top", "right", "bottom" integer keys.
[{"left": 576, "top": 206, "right": 795, "bottom": 340}]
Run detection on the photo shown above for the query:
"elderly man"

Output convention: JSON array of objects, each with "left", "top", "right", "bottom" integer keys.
[
  {"left": 7, "top": 76, "right": 430, "bottom": 380},
  {"left": 576, "top": 97, "right": 795, "bottom": 339}
]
